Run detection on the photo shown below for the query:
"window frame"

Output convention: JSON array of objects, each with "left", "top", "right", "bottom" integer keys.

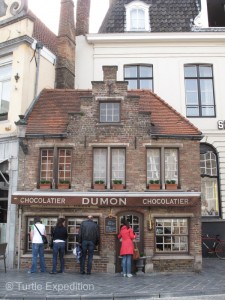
[
  {"left": 146, "top": 147, "right": 179, "bottom": 189},
  {"left": 39, "top": 147, "right": 72, "bottom": 189},
  {"left": 0, "top": 56, "right": 12, "bottom": 121},
  {"left": 125, "top": 0, "right": 150, "bottom": 32},
  {"left": 184, "top": 64, "right": 216, "bottom": 118},
  {"left": 99, "top": 101, "right": 121, "bottom": 123},
  {"left": 124, "top": 64, "right": 153, "bottom": 90},
  {"left": 93, "top": 146, "right": 126, "bottom": 189},
  {"left": 155, "top": 218, "right": 189, "bottom": 254}
]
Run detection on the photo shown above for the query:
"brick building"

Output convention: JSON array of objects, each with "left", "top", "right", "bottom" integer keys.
[{"left": 12, "top": 64, "right": 203, "bottom": 273}]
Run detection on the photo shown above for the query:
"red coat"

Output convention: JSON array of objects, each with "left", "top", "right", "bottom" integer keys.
[{"left": 118, "top": 225, "right": 136, "bottom": 255}]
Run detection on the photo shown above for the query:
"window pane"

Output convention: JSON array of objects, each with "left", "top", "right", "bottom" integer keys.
[
  {"left": 40, "top": 149, "right": 54, "bottom": 181},
  {"left": 184, "top": 66, "right": 197, "bottom": 77},
  {"left": 147, "top": 149, "right": 160, "bottom": 181},
  {"left": 140, "top": 66, "right": 153, "bottom": 77},
  {"left": 127, "top": 79, "right": 137, "bottom": 89},
  {"left": 199, "top": 66, "right": 212, "bottom": 77},
  {"left": 201, "top": 178, "right": 219, "bottom": 216},
  {"left": 186, "top": 106, "right": 199, "bottom": 116},
  {"left": 130, "top": 9, "right": 145, "bottom": 30},
  {"left": 93, "top": 148, "right": 107, "bottom": 182},
  {"left": 200, "top": 79, "right": 214, "bottom": 105},
  {"left": 165, "top": 149, "right": 178, "bottom": 182},
  {"left": 140, "top": 79, "right": 153, "bottom": 90},
  {"left": 156, "top": 218, "right": 188, "bottom": 253},
  {"left": 200, "top": 151, "right": 217, "bottom": 176},
  {"left": 185, "top": 80, "right": 198, "bottom": 105},
  {"left": 111, "top": 149, "right": 125, "bottom": 183},
  {"left": 100, "top": 102, "right": 120, "bottom": 123},
  {"left": 124, "top": 66, "right": 137, "bottom": 78},
  {"left": 58, "top": 149, "right": 72, "bottom": 183}
]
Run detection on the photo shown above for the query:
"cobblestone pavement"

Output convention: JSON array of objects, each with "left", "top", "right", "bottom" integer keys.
[{"left": 0, "top": 258, "right": 225, "bottom": 299}]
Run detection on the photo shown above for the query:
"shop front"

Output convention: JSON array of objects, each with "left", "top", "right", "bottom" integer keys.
[{"left": 12, "top": 191, "right": 201, "bottom": 273}]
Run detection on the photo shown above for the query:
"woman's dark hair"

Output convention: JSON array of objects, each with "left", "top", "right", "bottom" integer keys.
[
  {"left": 56, "top": 218, "right": 65, "bottom": 227},
  {"left": 123, "top": 220, "right": 130, "bottom": 229}
]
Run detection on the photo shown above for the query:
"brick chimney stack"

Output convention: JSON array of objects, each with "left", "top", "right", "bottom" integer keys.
[
  {"left": 76, "top": 0, "right": 91, "bottom": 36},
  {"left": 55, "top": 0, "right": 75, "bottom": 89}
]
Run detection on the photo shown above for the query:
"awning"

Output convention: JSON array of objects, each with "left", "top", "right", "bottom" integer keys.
[{"left": 0, "top": 159, "right": 8, "bottom": 164}]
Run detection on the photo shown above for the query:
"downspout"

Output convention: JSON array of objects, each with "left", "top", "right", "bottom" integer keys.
[
  {"left": 34, "top": 42, "right": 43, "bottom": 98},
  {"left": 17, "top": 207, "right": 22, "bottom": 270}
]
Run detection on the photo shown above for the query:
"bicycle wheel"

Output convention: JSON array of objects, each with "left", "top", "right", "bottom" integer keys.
[{"left": 215, "top": 242, "right": 225, "bottom": 259}]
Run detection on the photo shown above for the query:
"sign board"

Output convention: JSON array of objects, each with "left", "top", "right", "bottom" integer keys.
[{"left": 104, "top": 216, "right": 117, "bottom": 234}]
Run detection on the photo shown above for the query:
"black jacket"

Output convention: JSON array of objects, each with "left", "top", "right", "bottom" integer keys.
[
  {"left": 78, "top": 219, "right": 100, "bottom": 245},
  {"left": 52, "top": 226, "right": 68, "bottom": 241}
]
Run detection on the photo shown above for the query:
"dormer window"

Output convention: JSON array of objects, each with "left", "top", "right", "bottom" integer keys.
[
  {"left": 125, "top": 1, "right": 150, "bottom": 32},
  {"left": 100, "top": 102, "right": 120, "bottom": 123}
]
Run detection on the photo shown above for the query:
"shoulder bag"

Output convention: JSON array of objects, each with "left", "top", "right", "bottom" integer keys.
[
  {"left": 133, "top": 241, "right": 140, "bottom": 260},
  {"left": 34, "top": 224, "right": 48, "bottom": 245}
]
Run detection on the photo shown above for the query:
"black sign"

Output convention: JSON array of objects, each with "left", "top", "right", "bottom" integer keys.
[{"left": 105, "top": 216, "right": 117, "bottom": 234}]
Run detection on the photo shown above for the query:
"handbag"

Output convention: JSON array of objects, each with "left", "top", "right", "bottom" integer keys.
[
  {"left": 133, "top": 241, "right": 140, "bottom": 260},
  {"left": 34, "top": 224, "right": 48, "bottom": 245}
]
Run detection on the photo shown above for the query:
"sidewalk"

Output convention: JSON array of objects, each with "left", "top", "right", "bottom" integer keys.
[{"left": 0, "top": 258, "right": 225, "bottom": 299}]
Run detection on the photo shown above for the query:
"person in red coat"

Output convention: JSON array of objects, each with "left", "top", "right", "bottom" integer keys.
[{"left": 118, "top": 220, "right": 136, "bottom": 277}]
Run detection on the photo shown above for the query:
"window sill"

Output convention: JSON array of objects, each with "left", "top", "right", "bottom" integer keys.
[
  {"left": 152, "top": 255, "right": 194, "bottom": 260},
  {"left": 145, "top": 189, "right": 184, "bottom": 192},
  {"left": 88, "top": 189, "right": 129, "bottom": 192},
  {"left": 96, "top": 123, "right": 123, "bottom": 126}
]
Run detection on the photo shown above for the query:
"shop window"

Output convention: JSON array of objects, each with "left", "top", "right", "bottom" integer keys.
[
  {"left": 26, "top": 216, "right": 99, "bottom": 252},
  {"left": 0, "top": 56, "right": 12, "bottom": 121},
  {"left": 200, "top": 143, "right": 219, "bottom": 217},
  {"left": 184, "top": 64, "right": 215, "bottom": 117},
  {"left": 93, "top": 147, "right": 126, "bottom": 188},
  {"left": 119, "top": 214, "right": 140, "bottom": 242},
  {"left": 100, "top": 102, "right": 120, "bottom": 123},
  {"left": 125, "top": 1, "right": 150, "bottom": 32},
  {"left": 124, "top": 65, "right": 153, "bottom": 90},
  {"left": 155, "top": 218, "right": 189, "bottom": 253},
  {"left": 39, "top": 148, "right": 72, "bottom": 189},
  {"left": 147, "top": 148, "right": 179, "bottom": 189}
]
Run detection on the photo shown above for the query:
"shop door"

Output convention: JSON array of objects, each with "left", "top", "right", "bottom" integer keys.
[{"left": 115, "top": 212, "right": 143, "bottom": 273}]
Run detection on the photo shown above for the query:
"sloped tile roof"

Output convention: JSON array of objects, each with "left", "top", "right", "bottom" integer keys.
[
  {"left": 28, "top": 10, "right": 57, "bottom": 55},
  {"left": 99, "top": 0, "right": 200, "bottom": 33},
  {"left": 134, "top": 89, "right": 202, "bottom": 136},
  {"left": 26, "top": 88, "right": 202, "bottom": 138},
  {"left": 26, "top": 89, "right": 92, "bottom": 135}
]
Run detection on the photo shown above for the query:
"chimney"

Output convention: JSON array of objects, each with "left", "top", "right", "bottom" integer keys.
[
  {"left": 76, "top": 0, "right": 91, "bottom": 36},
  {"left": 55, "top": 0, "right": 75, "bottom": 89}
]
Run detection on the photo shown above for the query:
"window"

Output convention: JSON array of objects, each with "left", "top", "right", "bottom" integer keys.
[
  {"left": 124, "top": 65, "right": 153, "bottom": 90},
  {"left": 147, "top": 148, "right": 178, "bottom": 188},
  {"left": 207, "top": 0, "right": 225, "bottom": 27},
  {"left": 155, "top": 218, "right": 188, "bottom": 253},
  {"left": 40, "top": 148, "right": 72, "bottom": 188},
  {"left": 184, "top": 64, "right": 215, "bottom": 117},
  {"left": 125, "top": 1, "right": 150, "bottom": 32},
  {"left": 93, "top": 147, "right": 126, "bottom": 188},
  {"left": 26, "top": 216, "right": 99, "bottom": 252},
  {"left": 201, "top": 144, "right": 219, "bottom": 217},
  {"left": 0, "top": 56, "right": 12, "bottom": 121},
  {"left": 100, "top": 102, "right": 120, "bottom": 123}
]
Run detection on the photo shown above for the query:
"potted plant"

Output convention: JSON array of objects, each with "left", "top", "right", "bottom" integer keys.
[
  {"left": 148, "top": 179, "right": 160, "bottom": 190},
  {"left": 58, "top": 180, "right": 70, "bottom": 189},
  {"left": 93, "top": 180, "right": 105, "bottom": 190},
  {"left": 39, "top": 179, "right": 51, "bottom": 189},
  {"left": 165, "top": 179, "right": 177, "bottom": 190},
  {"left": 112, "top": 179, "right": 124, "bottom": 190}
]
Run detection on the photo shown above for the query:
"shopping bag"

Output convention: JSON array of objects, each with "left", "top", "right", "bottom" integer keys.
[
  {"left": 73, "top": 244, "right": 82, "bottom": 263},
  {"left": 133, "top": 242, "right": 140, "bottom": 260}
]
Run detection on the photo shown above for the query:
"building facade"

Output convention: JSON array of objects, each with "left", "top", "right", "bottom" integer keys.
[
  {"left": 12, "top": 65, "right": 203, "bottom": 273},
  {"left": 0, "top": 0, "right": 57, "bottom": 267},
  {"left": 74, "top": 0, "right": 225, "bottom": 241}
]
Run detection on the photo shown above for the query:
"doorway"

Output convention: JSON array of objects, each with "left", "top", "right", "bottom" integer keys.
[{"left": 115, "top": 211, "right": 144, "bottom": 273}]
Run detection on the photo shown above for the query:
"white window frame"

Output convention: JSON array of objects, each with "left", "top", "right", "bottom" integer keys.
[
  {"left": 0, "top": 55, "right": 12, "bottom": 121},
  {"left": 125, "top": 1, "right": 150, "bottom": 32}
]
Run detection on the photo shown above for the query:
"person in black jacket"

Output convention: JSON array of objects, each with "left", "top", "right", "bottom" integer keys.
[
  {"left": 78, "top": 215, "right": 100, "bottom": 275},
  {"left": 49, "top": 218, "right": 68, "bottom": 274}
]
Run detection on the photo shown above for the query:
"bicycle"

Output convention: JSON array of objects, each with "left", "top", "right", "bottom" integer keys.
[{"left": 202, "top": 234, "right": 225, "bottom": 259}]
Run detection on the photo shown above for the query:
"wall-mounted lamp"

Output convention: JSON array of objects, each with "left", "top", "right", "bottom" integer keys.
[{"left": 14, "top": 73, "right": 20, "bottom": 82}]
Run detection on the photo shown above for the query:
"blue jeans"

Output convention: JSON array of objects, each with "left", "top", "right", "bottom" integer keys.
[
  {"left": 30, "top": 243, "right": 46, "bottom": 273},
  {"left": 52, "top": 242, "right": 65, "bottom": 272},
  {"left": 80, "top": 240, "right": 95, "bottom": 274},
  {"left": 122, "top": 254, "right": 132, "bottom": 275}
]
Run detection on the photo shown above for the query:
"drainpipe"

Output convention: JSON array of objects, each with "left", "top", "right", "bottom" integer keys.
[
  {"left": 34, "top": 42, "right": 43, "bottom": 98},
  {"left": 17, "top": 207, "right": 22, "bottom": 270}
]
